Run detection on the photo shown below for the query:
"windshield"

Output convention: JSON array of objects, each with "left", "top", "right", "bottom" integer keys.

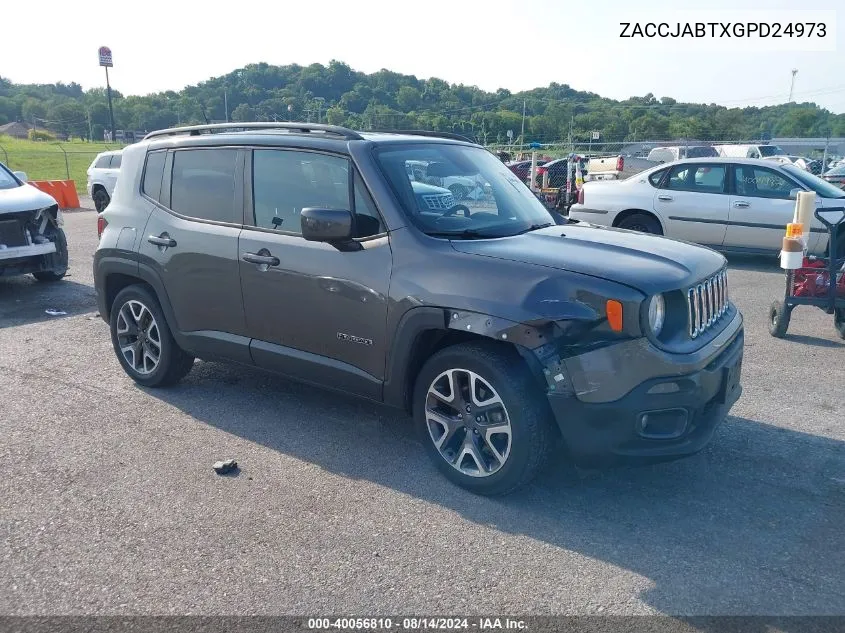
[
  {"left": 0, "top": 163, "right": 21, "bottom": 190},
  {"left": 783, "top": 164, "right": 845, "bottom": 199},
  {"left": 375, "top": 143, "right": 554, "bottom": 238},
  {"left": 759, "top": 145, "right": 785, "bottom": 157}
]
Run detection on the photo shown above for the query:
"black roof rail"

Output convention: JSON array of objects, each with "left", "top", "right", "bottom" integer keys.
[
  {"left": 369, "top": 129, "right": 476, "bottom": 144},
  {"left": 143, "top": 122, "right": 363, "bottom": 141}
]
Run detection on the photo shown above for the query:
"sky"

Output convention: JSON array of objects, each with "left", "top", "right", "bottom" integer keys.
[{"left": 2, "top": 0, "right": 843, "bottom": 113}]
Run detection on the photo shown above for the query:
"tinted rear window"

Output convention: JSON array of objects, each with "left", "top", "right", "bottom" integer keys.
[
  {"left": 170, "top": 149, "right": 239, "bottom": 223},
  {"left": 142, "top": 151, "right": 167, "bottom": 202},
  {"left": 686, "top": 146, "right": 718, "bottom": 158},
  {"left": 111, "top": 154, "right": 122, "bottom": 168}
]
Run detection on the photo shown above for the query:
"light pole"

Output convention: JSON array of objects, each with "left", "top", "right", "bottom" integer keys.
[
  {"left": 98, "top": 47, "right": 116, "bottom": 143},
  {"left": 789, "top": 69, "right": 798, "bottom": 103}
]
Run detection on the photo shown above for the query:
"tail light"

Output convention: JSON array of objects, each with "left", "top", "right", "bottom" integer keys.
[
  {"left": 616, "top": 156, "right": 624, "bottom": 172},
  {"left": 577, "top": 188, "right": 584, "bottom": 205},
  {"left": 97, "top": 215, "right": 108, "bottom": 238},
  {"left": 536, "top": 166, "right": 548, "bottom": 175}
]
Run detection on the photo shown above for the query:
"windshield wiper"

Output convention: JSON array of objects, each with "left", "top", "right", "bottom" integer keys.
[
  {"left": 510, "top": 222, "right": 554, "bottom": 235},
  {"left": 425, "top": 229, "right": 491, "bottom": 240}
]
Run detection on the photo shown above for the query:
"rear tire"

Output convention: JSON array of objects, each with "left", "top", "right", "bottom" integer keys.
[
  {"left": 413, "top": 341, "right": 557, "bottom": 496},
  {"left": 32, "top": 227, "right": 68, "bottom": 282},
  {"left": 768, "top": 300, "right": 791, "bottom": 338},
  {"left": 109, "top": 284, "right": 194, "bottom": 387},
  {"left": 617, "top": 212, "right": 663, "bottom": 235},
  {"left": 93, "top": 187, "right": 110, "bottom": 213}
]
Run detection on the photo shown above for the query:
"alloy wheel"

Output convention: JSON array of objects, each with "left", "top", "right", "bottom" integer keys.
[
  {"left": 425, "top": 368, "right": 512, "bottom": 477},
  {"left": 115, "top": 300, "right": 162, "bottom": 375}
]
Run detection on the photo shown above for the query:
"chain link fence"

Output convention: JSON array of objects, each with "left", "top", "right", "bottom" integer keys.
[{"left": 0, "top": 141, "right": 123, "bottom": 194}]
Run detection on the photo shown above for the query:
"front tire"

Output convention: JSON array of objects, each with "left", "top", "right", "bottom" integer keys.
[
  {"left": 617, "top": 212, "right": 663, "bottom": 235},
  {"left": 768, "top": 300, "right": 791, "bottom": 338},
  {"left": 413, "top": 341, "right": 557, "bottom": 495},
  {"left": 32, "top": 227, "right": 68, "bottom": 282},
  {"left": 109, "top": 285, "right": 194, "bottom": 387}
]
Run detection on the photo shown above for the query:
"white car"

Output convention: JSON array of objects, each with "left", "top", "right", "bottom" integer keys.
[
  {"left": 0, "top": 163, "right": 68, "bottom": 281},
  {"left": 569, "top": 157, "right": 845, "bottom": 256},
  {"left": 87, "top": 150, "right": 122, "bottom": 212}
]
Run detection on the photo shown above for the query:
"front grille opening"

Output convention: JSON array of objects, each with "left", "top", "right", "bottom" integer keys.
[
  {"left": 0, "top": 219, "right": 28, "bottom": 248},
  {"left": 688, "top": 269, "right": 729, "bottom": 338}
]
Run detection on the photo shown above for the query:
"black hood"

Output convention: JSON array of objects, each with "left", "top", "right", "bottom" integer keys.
[{"left": 449, "top": 223, "right": 726, "bottom": 295}]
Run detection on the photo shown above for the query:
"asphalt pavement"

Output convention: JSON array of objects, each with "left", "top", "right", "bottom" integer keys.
[{"left": 1, "top": 210, "right": 843, "bottom": 617}]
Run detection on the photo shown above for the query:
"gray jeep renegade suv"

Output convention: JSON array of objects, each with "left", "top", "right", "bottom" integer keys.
[{"left": 94, "top": 122, "right": 744, "bottom": 495}]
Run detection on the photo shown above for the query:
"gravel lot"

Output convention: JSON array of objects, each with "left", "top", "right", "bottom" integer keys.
[{"left": 1, "top": 210, "right": 843, "bottom": 616}]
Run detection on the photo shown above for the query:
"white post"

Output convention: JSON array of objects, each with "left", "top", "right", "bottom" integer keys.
[{"left": 529, "top": 150, "right": 537, "bottom": 191}]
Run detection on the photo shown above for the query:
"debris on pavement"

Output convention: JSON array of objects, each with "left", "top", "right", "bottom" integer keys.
[
  {"left": 44, "top": 309, "right": 67, "bottom": 316},
  {"left": 212, "top": 459, "right": 239, "bottom": 475}
]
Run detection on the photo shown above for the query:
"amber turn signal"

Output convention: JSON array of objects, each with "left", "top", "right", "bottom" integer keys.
[{"left": 606, "top": 300, "right": 623, "bottom": 332}]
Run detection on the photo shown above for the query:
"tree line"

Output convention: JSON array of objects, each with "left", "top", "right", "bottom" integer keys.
[{"left": 1, "top": 61, "right": 843, "bottom": 144}]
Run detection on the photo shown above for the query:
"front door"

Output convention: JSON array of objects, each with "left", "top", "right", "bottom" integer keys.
[
  {"left": 726, "top": 164, "right": 799, "bottom": 252},
  {"left": 653, "top": 162, "right": 729, "bottom": 248},
  {"left": 239, "top": 148, "right": 392, "bottom": 399}
]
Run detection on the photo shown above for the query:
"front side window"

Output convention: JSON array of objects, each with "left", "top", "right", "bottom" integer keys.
[
  {"left": 252, "top": 150, "right": 351, "bottom": 235},
  {"left": 375, "top": 143, "right": 553, "bottom": 238},
  {"left": 734, "top": 166, "right": 794, "bottom": 199},
  {"left": 665, "top": 164, "right": 726, "bottom": 194},
  {"left": 170, "top": 149, "right": 239, "bottom": 223}
]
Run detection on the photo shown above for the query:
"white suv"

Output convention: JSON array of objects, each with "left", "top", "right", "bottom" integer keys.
[{"left": 87, "top": 150, "right": 122, "bottom": 212}]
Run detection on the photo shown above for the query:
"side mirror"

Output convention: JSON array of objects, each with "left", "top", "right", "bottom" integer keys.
[
  {"left": 788, "top": 188, "right": 802, "bottom": 200},
  {"left": 13, "top": 171, "right": 27, "bottom": 182},
  {"left": 301, "top": 208, "right": 354, "bottom": 243}
]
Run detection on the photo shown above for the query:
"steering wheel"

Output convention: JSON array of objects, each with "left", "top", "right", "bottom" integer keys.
[{"left": 442, "top": 204, "right": 471, "bottom": 218}]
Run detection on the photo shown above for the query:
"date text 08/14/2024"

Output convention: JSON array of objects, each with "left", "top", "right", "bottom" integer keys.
[{"left": 307, "top": 617, "right": 528, "bottom": 631}]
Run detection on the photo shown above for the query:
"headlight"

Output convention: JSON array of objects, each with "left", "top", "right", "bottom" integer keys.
[{"left": 648, "top": 294, "right": 665, "bottom": 336}]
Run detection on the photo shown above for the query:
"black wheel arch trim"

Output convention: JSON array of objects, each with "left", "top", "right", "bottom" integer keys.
[{"left": 383, "top": 305, "right": 571, "bottom": 410}]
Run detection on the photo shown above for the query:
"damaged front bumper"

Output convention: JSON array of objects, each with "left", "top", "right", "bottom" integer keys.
[
  {"left": 0, "top": 205, "right": 63, "bottom": 275},
  {"left": 541, "top": 311, "right": 745, "bottom": 466}
]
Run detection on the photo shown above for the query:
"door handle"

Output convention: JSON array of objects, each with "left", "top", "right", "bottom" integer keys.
[
  {"left": 733, "top": 201, "right": 750, "bottom": 208},
  {"left": 147, "top": 234, "right": 177, "bottom": 248},
  {"left": 242, "top": 252, "right": 280, "bottom": 267},
  {"left": 657, "top": 194, "right": 673, "bottom": 201}
]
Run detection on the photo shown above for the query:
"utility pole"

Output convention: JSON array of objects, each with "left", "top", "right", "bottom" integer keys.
[
  {"left": 789, "top": 68, "right": 798, "bottom": 102},
  {"left": 821, "top": 133, "right": 830, "bottom": 175},
  {"left": 520, "top": 99, "right": 526, "bottom": 147},
  {"left": 224, "top": 88, "right": 229, "bottom": 123},
  {"left": 568, "top": 116, "right": 574, "bottom": 153}
]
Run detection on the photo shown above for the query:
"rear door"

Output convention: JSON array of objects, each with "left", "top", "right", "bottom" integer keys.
[
  {"left": 137, "top": 147, "right": 249, "bottom": 357},
  {"left": 726, "top": 164, "right": 799, "bottom": 252},
  {"left": 653, "top": 162, "right": 729, "bottom": 247}
]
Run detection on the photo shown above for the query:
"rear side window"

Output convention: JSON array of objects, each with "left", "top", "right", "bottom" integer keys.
[
  {"left": 170, "top": 149, "right": 239, "bottom": 223},
  {"left": 111, "top": 154, "right": 122, "bottom": 168},
  {"left": 141, "top": 151, "right": 167, "bottom": 202},
  {"left": 665, "top": 164, "right": 726, "bottom": 193},
  {"left": 94, "top": 155, "right": 111, "bottom": 168},
  {"left": 648, "top": 168, "right": 667, "bottom": 187}
]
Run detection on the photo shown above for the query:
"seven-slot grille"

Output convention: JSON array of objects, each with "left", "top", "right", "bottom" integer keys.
[
  {"left": 688, "top": 269, "right": 729, "bottom": 338},
  {"left": 422, "top": 193, "right": 455, "bottom": 211}
]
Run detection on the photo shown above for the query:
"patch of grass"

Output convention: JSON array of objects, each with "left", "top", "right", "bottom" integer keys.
[{"left": 0, "top": 136, "right": 125, "bottom": 194}]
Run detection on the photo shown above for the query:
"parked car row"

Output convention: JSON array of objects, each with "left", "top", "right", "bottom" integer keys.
[{"left": 569, "top": 156, "right": 845, "bottom": 256}]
